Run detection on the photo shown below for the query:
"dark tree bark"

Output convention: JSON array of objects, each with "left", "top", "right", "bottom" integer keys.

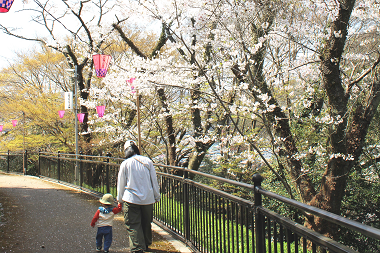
[
  {"left": 157, "top": 88, "right": 176, "bottom": 166},
  {"left": 304, "top": 0, "right": 380, "bottom": 237},
  {"left": 227, "top": 0, "right": 380, "bottom": 239},
  {"left": 114, "top": 22, "right": 180, "bottom": 164}
]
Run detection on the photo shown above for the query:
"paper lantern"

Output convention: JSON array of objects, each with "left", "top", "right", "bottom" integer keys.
[
  {"left": 0, "top": 125, "right": 3, "bottom": 132},
  {"left": 93, "top": 54, "right": 111, "bottom": 78},
  {"left": 96, "top": 105, "right": 105, "bottom": 118},
  {"left": 11, "top": 120, "right": 17, "bottom": 127},
  {"left": 0, "top": 0, "right": 15, "bottom": 13},
  {"left": 126, "top": 78, "right": 135, "bottom": 84},
  {"left": 77, "top": 113, "right": 85, "bottom": 123},
  {"left": 58, "top": 110, "right": 65, "bottom": 118},
  {"left": 126, "top": 78, "right": 136, "bottom": 93}
]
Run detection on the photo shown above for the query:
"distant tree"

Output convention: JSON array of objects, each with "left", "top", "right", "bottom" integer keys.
[
  {"left": 0, "top": 48, "right": 74, "bottom": 151},
  {"left": 0, "top": 0, "right": 128, "bottom": 151}
]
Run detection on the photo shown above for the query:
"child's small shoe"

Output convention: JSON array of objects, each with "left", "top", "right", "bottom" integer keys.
[
  {"left": 96, "top": 246, "right": 102, "bottom": 251},
  {"left": 104, "top": 251, "right": 109, "bottom": 253}
]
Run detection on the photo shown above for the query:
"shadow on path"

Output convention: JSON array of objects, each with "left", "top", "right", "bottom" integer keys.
[{"left": 0, "top": 173, "right": 180, "bottom": 253}]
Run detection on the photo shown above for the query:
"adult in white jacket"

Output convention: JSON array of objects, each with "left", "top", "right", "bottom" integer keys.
[{"left": 117, "top": 140, "right": 161, "bottom": 253}]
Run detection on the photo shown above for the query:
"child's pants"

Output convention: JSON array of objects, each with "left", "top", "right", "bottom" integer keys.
[{"left": 96, "top": 226, "right": 113, "bottom": 251}]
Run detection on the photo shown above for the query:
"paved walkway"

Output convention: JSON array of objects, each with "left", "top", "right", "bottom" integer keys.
[{"left": 0, "top": 173, "right": 192, "bottom": 253}]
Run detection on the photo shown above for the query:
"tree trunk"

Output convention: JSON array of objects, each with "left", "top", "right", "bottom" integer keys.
[
  {"left": 306, "top": 0, "right": 358, "bottom": 237},
  {"left": 77, "top": 64, "right": 91, "bottom": 144},
  {"left": 157, "top": 88, "right": 176, "bottom": 166}
]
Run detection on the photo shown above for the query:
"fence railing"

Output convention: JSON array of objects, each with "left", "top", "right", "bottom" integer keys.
[
  {"left": 1, "top": 150, "right": 379, "bottom": 253},
  {"left": 0, "top": 150, "right": 27, "bottom": 174}
]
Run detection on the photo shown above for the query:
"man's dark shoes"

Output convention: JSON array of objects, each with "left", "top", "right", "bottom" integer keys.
[{"left": 145, "top": 245, "right": 154, "bottom": 252}]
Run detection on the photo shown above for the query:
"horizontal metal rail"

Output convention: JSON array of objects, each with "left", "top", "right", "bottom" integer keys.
[
  {"left": 259, "top": 207, "right": 356, "bottom": 253},
  {"left": 39, "top": 154, "right": 121, "bottom": 167},
  {"left": 257, "top": 186, "right": 380, "bottom": 241},
  {"left": 1, "top": 150, "right": 379, "bottom": 253},
  {"left": 155, "top": 165, "right": 255, "bottom": 190}
]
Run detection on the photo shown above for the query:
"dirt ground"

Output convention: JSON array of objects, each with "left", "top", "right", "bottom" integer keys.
[{"left": 0, "top": 173, "right": 180, "bottom": 253}]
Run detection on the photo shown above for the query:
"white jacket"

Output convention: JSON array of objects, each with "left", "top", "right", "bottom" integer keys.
[{"left": 117, "top": 155, "right": 161, "bottom": 204}]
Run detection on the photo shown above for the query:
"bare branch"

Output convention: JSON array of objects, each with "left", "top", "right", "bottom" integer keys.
[
  {"left": 0, "top": 24, "right": 63, "bottom": 52},
  {"left": 61, "top": 0, "right": 94, "bottom": 48},
  {"left": 346, "top": 53, "right": 380, "bottom": 95},
  {"left": 33, "top": 0, "right": 77, "bottom": 40}
]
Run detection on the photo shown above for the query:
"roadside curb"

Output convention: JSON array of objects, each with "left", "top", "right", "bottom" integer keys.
[{"left": 151, "top": 223, "right": 193, "bottom": 253}]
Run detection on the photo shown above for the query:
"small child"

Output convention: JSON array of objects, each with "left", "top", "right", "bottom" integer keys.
[{"left": 91, "top": 193, "right": 122, "bottom": 253}]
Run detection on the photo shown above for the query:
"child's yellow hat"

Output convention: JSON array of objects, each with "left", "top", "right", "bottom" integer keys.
[{"left": 99, "top": 193, "right": 114, "bottom": 205}]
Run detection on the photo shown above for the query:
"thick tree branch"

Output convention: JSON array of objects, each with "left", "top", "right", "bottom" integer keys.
[
  {"left": 150, "top": 22, "right": 169, "bottom": 59},
  {"left": 112, "top": 24, "right": 147, "bottom": 59}
]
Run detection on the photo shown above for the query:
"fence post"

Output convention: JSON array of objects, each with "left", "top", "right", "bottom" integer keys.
[
  {"left": 7, "top": 150, "right": 10, "bottom": 173},
  {"left": 253, "top": 173, "right": 264, "bottom": 253},
  {"left": 183, "top": 169, "right": 190, "bottom": 241},
  {"left": 79, "top": 151, "right": 83, "bottom": 187},
  {"left": 106, "top": 152, "right": 111, "bottom": 194},
  {"left": 57, "top": 151, "right": 61, "bottom": 181},
  {"left": 23, "top": 150, "right": 28, "bottom": 175},
  {"left": 38, "top": 149, "right": 41, "bottom": 176}
]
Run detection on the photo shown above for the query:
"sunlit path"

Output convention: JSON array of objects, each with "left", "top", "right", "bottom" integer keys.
[{"left": 0, "top": 173, "right": 130, "bottom": 252}]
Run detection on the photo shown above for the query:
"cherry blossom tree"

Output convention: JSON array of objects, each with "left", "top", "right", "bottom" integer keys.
[
  {"left": 1, "top": 0, "right": 379, "bottom": 242},
  {"left": 89, "top": 0, "right": 380, "bottom": 239}
]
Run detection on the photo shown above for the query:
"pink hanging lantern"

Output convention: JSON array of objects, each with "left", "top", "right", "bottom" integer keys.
[
  {"left": 11, "top": 119, "right": 17, "bottom": 127},
  {"left": 0, "top": 0, "right": 15, "bottom": 13},
  {"left": 126, "top": 78, "right": 136, "bottom": 84},
  {"left": 96, "top": 105, "right": 106, "bottom": 118},
  {"left": 93, "top": 54, "right": 111, "bottom": 78},
  {"left": 126, "top": 78, "right": 136, "bottom": 93},
  {"left": 77, "top": 113, "right": 85, "bottom": 123},
  {"left": 58, "top": 110, "right": 65, "bottom": 118},
  {"left": 0, "top": 125, "right": 3, "bottom": 132}
]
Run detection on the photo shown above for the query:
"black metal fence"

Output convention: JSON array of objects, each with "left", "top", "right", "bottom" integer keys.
[
  {"left": 1, "top": 150, "right": 379, "bottom": 253},
  {"left": 0, "top": 150, "right": 27, "bottom": 174},
  {"left": 37, "top": 151, "right": 121, "bottom": 197}
]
